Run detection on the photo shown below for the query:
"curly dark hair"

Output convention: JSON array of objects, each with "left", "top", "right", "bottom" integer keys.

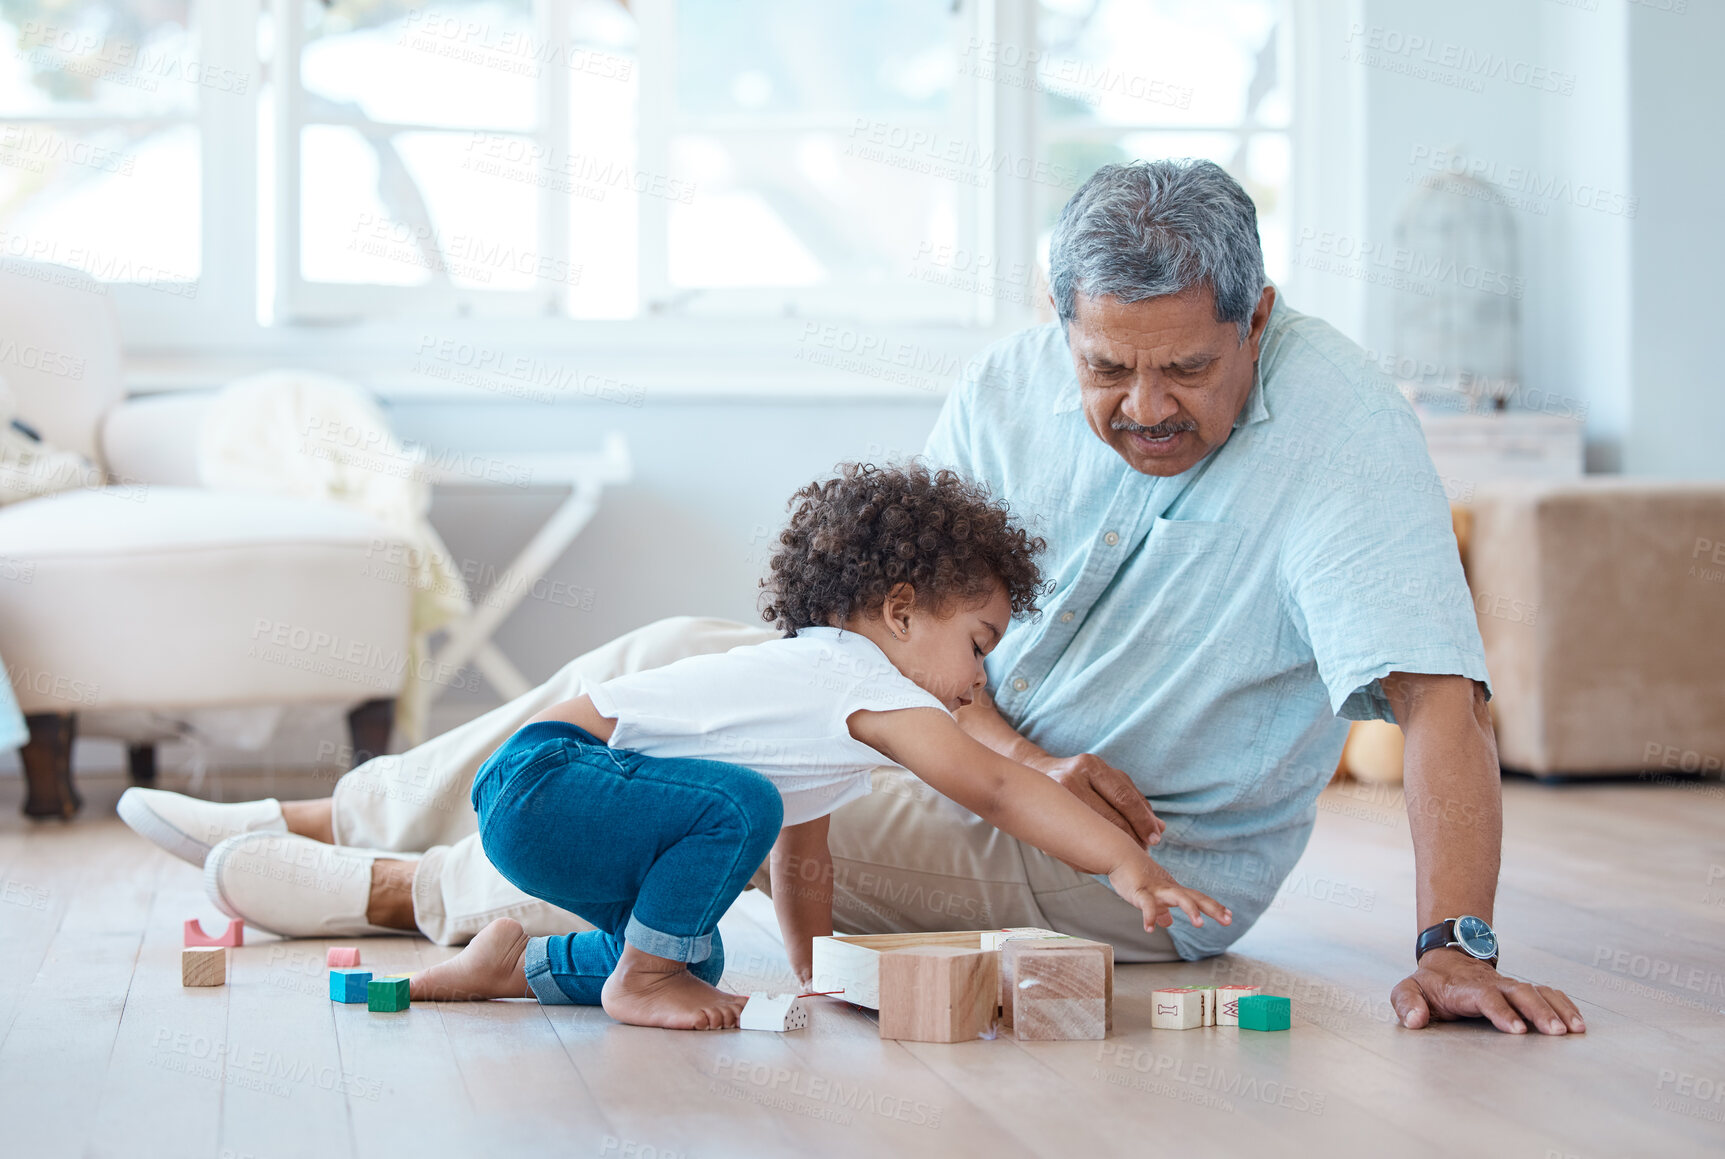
[{"left": 760, "top": 461, "right": 1047, "bottom": 634}]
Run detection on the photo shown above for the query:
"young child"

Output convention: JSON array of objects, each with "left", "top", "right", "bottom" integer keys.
[{"left": 409, "top": 462, "right": 1229, "bottom": 1029}]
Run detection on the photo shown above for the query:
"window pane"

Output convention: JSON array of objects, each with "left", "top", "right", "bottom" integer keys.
[
  {"left": 564, "top": 0, "right": 639, "bottom": 319},
  {"left": 1036, "top": 0, "right": 1285, "bottom": 128},
  {"left": 302, "top": 0, "right": 537, "bottom": 131},
  {"left": 676, "top": 0, "right": 951, "bottom": 117},
  {"left": 665, "top": 131, "right": 970, "bottom": 314},
  {"left": 0, "top": 0, "right": 202, "bottom": 117},
  {"left": 301, "top": 125, "right": 541, "bottom": 291},
  {"left": 0, "top": 123, "right": 199, "bottom": 283}
]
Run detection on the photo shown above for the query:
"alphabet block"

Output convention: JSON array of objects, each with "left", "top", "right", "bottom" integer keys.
[
  {"left": 367, "top": 975, "right": 411, "bottom": 1012},
  {"left": 1237, "top": 994, "right": 1291, "bottom": 1031},
  {"left": 1004, "top": 941, "right": 1108, "bottom": 1041},
  {"left": 1216, "top": 985, "right": 1259, "bottom": 1027},
  {"left": 181, "top": 946, "right": 226, "bottom": 987},
  {"left": 184, "top": 918, "right": 244, "bottom": 948},
  {"left": 1150, "top": 987, "right": 1204, "bottom": 1030},
  {"left": 998, "top": 934, "right": 1114, "bottom": 1033},
  {"left": 739, "top": 992, "right": 810, "bottom": 1032},
  {"left": 330, "top": 968, "right": 373, "bottom": 1003},
  {"left": 878, "top": 946, "right": 998, "bottom": 1043},
  {"left": 326, "top": 947, "right": 361, "bottom": 968}
]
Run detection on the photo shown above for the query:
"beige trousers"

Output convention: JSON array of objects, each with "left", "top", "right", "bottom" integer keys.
[{"left": 333, "top": 616, "right": 1177, "bottom": 962}]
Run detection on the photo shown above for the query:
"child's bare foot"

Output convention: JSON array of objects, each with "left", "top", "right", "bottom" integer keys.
[
  {"left": 409, "top": 917, "right": 533, "bottom": 1000},
  {"left": 600, "top": 944, "right": 747, "bottom": 1030}
]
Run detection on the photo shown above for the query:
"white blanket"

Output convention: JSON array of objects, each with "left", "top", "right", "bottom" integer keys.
[{"left": 197, "top": 370, "right": 470, "bottom": 743}]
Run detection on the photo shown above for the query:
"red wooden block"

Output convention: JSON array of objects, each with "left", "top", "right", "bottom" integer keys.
[
  {"left": 184, "top": 918, "right": 244, "bottom": 948},
  {"left": 327, "top": 946, "right": 361, "bottom": 968}
]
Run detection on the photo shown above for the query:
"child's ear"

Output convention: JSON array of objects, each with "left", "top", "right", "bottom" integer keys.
[{"left": 883, "top": 582, "right": 917, "bottom": 640}]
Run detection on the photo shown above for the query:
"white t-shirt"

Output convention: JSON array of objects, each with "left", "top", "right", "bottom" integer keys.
[{"left": 585, "top": 626, "right": 950, "bottom": 827}]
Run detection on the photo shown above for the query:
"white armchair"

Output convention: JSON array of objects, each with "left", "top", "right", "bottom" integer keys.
[{"left": 0, "top": 262, "right": 415, "bottom": 818}]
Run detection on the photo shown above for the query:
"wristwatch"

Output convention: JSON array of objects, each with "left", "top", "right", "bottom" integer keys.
[{"left": 1415, "top": 915, "right": 1499, "bottom": 967}]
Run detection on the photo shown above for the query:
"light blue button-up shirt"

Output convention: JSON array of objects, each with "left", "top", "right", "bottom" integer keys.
[{"left": 924, "top": 295, "right": 1489, "bottom": 959}]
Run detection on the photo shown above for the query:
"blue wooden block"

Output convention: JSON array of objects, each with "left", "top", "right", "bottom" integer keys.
[{"left": 330, "top": 968, "right": 372, "bottom": 1003}]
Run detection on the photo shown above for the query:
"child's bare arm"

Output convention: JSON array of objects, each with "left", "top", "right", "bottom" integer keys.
[
  {"left": 768, "top": 815, "right": 833, "bottom": 988},
  {"left": 849, "top": 707, "right": 1230, "bottom": 932},
  {"left": 525, "top": 694, "right": 616, "bottom": 742}
]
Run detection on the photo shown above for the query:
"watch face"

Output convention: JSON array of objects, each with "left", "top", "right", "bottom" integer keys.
[{"left": 1455, "top": 915, "right": 1497, "bottom": 958}]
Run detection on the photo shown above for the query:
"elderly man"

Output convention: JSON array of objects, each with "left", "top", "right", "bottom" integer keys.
[{"left": 121, "top": 159, "right": 1581, "bottom": 1035}]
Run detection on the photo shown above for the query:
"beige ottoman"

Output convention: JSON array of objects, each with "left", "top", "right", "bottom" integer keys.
[{"left": 1467, "top": 479, "right": 1725, "bottom": 776}]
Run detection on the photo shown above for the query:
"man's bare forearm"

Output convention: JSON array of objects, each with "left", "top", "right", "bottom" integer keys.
[{"left": 1384, "top": 673, "right": 1503, "bottom": 928}]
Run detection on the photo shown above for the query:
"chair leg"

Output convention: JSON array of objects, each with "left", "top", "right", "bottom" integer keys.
[
  {"left": 21, "top": 713, "right": 80, "bottom": 819},
  {"left": 346, "top": 698, "right": 395, "bottom": 768},
  {"left": 127, "top": 743, "right": 157, "bottom": 784}
]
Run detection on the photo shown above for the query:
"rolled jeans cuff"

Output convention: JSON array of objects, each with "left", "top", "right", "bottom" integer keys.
[
  {"left": 523, "top": 936, "right": 575, "bottom": 1005},
  {"left": 625, "top": 914, "right": 712, "bottom": 963}
]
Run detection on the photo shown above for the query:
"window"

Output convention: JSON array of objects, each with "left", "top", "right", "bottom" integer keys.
[{"left": 0, "top": 0, "right": 1300, "bottom": 362}]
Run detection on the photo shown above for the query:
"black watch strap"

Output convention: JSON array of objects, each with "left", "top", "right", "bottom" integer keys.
[{"left": 1416, "top": 919, "right": 1498, "bottom": 966}]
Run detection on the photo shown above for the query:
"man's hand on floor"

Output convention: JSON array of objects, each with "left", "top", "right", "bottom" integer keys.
[{"left": 1392, "top": 948, "right": 1587, "bottom": 1035}]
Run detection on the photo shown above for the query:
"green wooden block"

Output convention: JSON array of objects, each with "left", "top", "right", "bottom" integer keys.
[
  {"left": 1237, "top": 994, "right": 1290, "bottom": 1031},
  {"left": 367, "top": 975, "right": 411, "bottom": 1012}
]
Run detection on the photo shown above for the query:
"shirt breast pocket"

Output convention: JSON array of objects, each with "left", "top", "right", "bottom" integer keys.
[{"left": 1132, "top": 518, "right": 1246, "bottom": 647}]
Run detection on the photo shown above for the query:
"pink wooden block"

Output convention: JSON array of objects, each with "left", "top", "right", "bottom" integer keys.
[
  {"left": 184, "top": 918, "right": 244, "bottom": 948},
  {"left": 327, "top": 947, "right": 361, "bottom": 968}
]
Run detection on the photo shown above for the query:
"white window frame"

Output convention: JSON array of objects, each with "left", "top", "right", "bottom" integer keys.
[{"left": 96, "top": 0, "right": 1342, "bottom": 396}]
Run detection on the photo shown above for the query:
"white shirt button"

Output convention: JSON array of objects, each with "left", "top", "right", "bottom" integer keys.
[
  {"left": 1103, "top": 531, "right": 1120, "bottom": 546},
  {"left": 1012, "top": 677, "right": 1029, "bottom": 692},
  {"left": 1059, "top": 611, "right": 1074, "bottom": 623}
]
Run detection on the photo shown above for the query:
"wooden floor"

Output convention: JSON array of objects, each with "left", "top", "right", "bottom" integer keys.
[{"left": 2, "top": 771, "right": 1722, "bottom": 1159}]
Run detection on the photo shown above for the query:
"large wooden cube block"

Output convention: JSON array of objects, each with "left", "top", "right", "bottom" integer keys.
[
  {"left": 1004, "top": 940, "right": 1108, "bottom": 1041},
  {"left": 878, "top": 946, "right": 998, "bottom": 1043},
  {"left": 811, "top": 931, "right": 990, "bottom": 1009},
  {"left": 997, "top": 934, "right": 1114, "bottom": 1033},
  {"left": 1150, "top": 987, "right": 1204, "bottom": 1030},
  {"left": 181, "top": 946, "right": 226, "bottom": 987}
]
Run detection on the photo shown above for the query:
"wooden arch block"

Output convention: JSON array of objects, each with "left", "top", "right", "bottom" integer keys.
[
  {"left": 184, "top": 918, "right": 244, "bottom": 948},
  {"left": 878, "top": 946, "right": 999, "bottom": 1043}
]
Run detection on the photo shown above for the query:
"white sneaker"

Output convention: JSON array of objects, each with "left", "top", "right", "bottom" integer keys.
[
  {"left": 117, "top": 788, "right": 288, "bottom": 868},
  {"left": 204, "top": 832, "right": 420, "bottom": 938}
]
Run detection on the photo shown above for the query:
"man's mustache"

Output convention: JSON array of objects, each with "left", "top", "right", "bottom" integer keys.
[{"left": 1111, "top": 418, "right": 1198, "bottom": 439}]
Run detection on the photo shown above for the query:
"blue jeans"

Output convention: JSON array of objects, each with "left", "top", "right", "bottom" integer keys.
[{"left": 471, "top": 721, "right": 783, "bottom": 1005}]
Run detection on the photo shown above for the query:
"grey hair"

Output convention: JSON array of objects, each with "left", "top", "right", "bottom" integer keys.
[{"left": 1049, "top": 159, "right": 1267, "bottom": 343}]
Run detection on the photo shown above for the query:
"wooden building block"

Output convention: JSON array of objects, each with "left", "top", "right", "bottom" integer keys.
[
  {"left": 1005, "top": 941, "right": 1108, "bottom": 1041},
  {"left": 181, "top": 947, "right": 226, "bottom": 987},
  {"left": 999, "top": 935, "right": 1114, "bottom": 1033},
  {"left": 330, "top": 968, "right": 373, "bottom": 1003},
  {"left": 1216, "top": 985, "right": 1260, "bottom": 1027},
  {"left": 878, "top": 946, "right": 998, "bottom": 1043},
  {"left": 1150, "top": 987, "right": 1205, "bottom": 1030},
  {"left": 1192, "top": 985, "right": 1217, "bottom": 1026},
  {"left": 184, "top": 918, "right": 244, "bottom": 948},
  {"left": 978, "top": 927, "right": 1063, "bottom": 951},
  {"left": 1237, "top": 994, "right": 1291, "bottom": 1031},
  {"left": 367, "top": 975, "right": 411, "bottom": 1012},
  {"left": 739, "top": 993, "right": 810, "bottom": 1032},
  {"left": 810, "top": 931, "right": 989, "bottom": 1009},
  {"left": 326, "top": 947, "right": 361, "bottom": 968}
]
